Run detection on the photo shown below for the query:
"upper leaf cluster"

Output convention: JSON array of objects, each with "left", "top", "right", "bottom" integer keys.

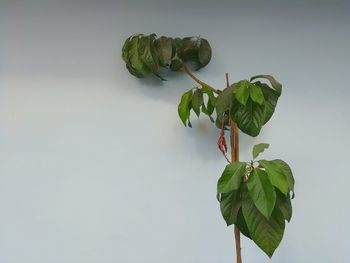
[{"left": 122, "top": 34, "right": 212, "bottom": 79}]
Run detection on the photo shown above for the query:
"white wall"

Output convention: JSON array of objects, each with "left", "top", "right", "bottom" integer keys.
[{"left": 0, "top": 1, "right": 350, "bottom": 262}]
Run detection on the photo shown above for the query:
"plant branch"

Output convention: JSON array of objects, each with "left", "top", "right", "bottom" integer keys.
[
  {"left": 227, "top": 73, "right": 242, "bottom": 263},
  {"left": 182, "top": 63, "right": 220, "bottom": 94}
]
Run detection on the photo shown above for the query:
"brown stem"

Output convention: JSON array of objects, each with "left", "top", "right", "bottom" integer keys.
[
  {"left": 182, "top": 64, "right": 220, "bottom": 94},
  {"left": 226, "top": 73, "right": 242, "bottom": 263}
]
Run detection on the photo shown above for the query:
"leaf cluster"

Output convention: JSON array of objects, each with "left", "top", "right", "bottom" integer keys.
[
  {"left": 122, "top": 34, "right": 212, "bottom": 79},
  {"left": 217, "top": 144, "right": 294, "bottom": 257},
  {"left": 178, "top": 75, "right": 281, "bottom": 137}
]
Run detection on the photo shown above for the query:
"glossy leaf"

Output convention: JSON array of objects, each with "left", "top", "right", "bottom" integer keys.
[
  {"left": 249, "top": 84, "right": 265, "bottom": 105},
  {"left": 259, "top": 159, "right": 294, "bottom": 195},
  {"left": 242, "top": 197, "right": 285, "bottom": 258},
  {"left": 234, "top": 80, "right": 250, "bottom": 105},
  {"left": 178, "top": 90, "right": 193, "bottom": 126},
  {"left": 247, "top": 169, "right": 276, "bottom": 218},
  {"left": 255, "top": 81, "right": 280, "bottom": 124},
  {"left": 217, "top": 162, "right": 246, "bottom": 193},
  {"left": 253, "top": 143, "right": 269, "bottom": 159},
  {"left": 231, "top": 98, "right": 265, "bottom": 137}
]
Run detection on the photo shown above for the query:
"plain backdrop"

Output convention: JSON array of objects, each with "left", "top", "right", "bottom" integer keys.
[{"left": 0, "top": 0, "right": 350, "bottom": 262}]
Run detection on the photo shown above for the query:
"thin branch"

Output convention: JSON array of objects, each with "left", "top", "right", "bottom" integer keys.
[{"left": 182, "top": 64, "right": 220, "bottom": 94}]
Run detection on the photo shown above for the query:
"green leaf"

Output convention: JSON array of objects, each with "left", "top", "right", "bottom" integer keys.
[
  {"left": 153, "top": 36, "right": 173, "bottom": 67},
  {"left": 252, "top": 143, "right": 269, "bottom": 159},
  {"left": 198, "top": 38, "right": 212, "bottom": 68},
  {"left": 259, "top": 159, "right": 294, "bottom": 195},
  {"left": 217, "top": 162, "right": 246, "bottom": 193},
  {"left": 242, "top": 197, "right": 285, "bottom": 258},
  {"left": 127, "top": 35, "right": 150, "bottom": 77},
  {"left": 216, "top": 85, "right": 234, "bottom": 117},
  {"left": 201, "top": 85, "right": 217, "bottom": 106},
  {"left": 276, "top": 190, "right": 293, "bottom": 222},
  {"left": 169, "top": 59, "right": 183, "bottom": 71},
  {"left": 139, "top": 35, "right": 158, "bottom": 73},
  {"left": 231, "top": 98, "right": 265, "bottom": 137},
  {"left": 254, "top": 81, "right": 279, "bottom": 124},
  {"left": 250, "top": 84, "right": 265, "bottom": 105},
  {"left": 192, "top": 90, "right": 203, "bottom": 117},
  {"left": 247, "top": 169, "right": 276, "bottom": 218},
  {"left": 219, "top": 190, "right": 241, "bottom": 226},
  {"left": 250, "top": 75, "right": 282, "bottom": 96},
  {"left": 236, "top": 208, "right": 251, "bottom": 239},
  {"left": 178, "top": 90, "right": 193, "bottom": 126},
  {"left": 234, "top": 80, "right": 250, "bottom": 105}
]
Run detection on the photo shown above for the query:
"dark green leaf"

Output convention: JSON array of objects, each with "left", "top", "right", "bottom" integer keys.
[
  {"left": 242, "top": 197, "right": 285, "bottom": 258},
  {"left": 169, "top": 59, "right": 183, "bottom": 71},
  {"left": 254, "top": 82, "right": 279, "bottom": 124},
  {"left": 220, "top": 190, "right": 241, "bottom": 226},
  {"left": 250, "top": 75, "right": 282, "bottom": 96},
  {"left": 216, "top": 85, "right": 235, "bottom": 117},
  {"left": 259, "top": 159, "right": 294, "bottom": 195},
  {"left": 178, "top": 90, "right": 193, "bottom": 126},
  {"left": 198, "top": 39, "right": 212, "bottom": 68},
  {"left": 236, "top": 208, "right": 251, "bottom": 239},
  {"left": 276, "top": 190, "right": 293, "bottom": 222},
  {"left": 217, "top": 162, "right": 246, "bottom": 193},
  {"left": 139, "top": 35, "right": 158, "bottom": 73},
  {"left": 253, "top": 143, "right": 270, "bottom": 159},
  {"left": 234, "top": 80, "right": 250, "bottom": 105},
  {"left": 250, "top": 84, "right": 265, "bottom": 105},
  {"left": 231, "top": 98, "right": 265, "bottom": 137},
  {"left": 192, "top": 90, "right": 203, "bottom": 117},
  {"left": 153, "top": 36, "right": 173, "bottom": 67},
  {"left": 247, "top": 169, "right": 276, "bottom": 218}
]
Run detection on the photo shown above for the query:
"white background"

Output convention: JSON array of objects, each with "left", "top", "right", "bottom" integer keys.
[{"left": 1, "top": 0, "right": 350, "bottom": 262}]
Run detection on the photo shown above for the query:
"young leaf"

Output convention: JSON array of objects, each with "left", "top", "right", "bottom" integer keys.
[
  {"left": 259, "top": 159, "right": 294, "bottom": 195},
  {"left": 242, "top": 197, "right": 285, "bottom": 258},
  {"left": 192, "top": 90, "right": 203, "bottom": 117},
  {"left": 217, "top": 162, "right": 246, "bottom": 193},
  {"left": 249, "top": 84, "right": 265, "bottom": 105},
  {"left": 247, "top": 169, "right": 276, "bottom": 219},
  {"left": 276, "top": 190, "right": 293, "bottom": 222},
  {"left": 219, "top": 190, "right": 241, "bottom": 226},
  {"left": 234, "top": 80, "right": 250, "bottom": 105},
  {"left": 178, "top": 90, "right": 193, "bottom": 126},
  {"left": 250, "top": 75, "right": 282, "bottom": 95},
  {"left": 252, "top": 143, "right": 269, "bottom": 159},
  {"left": 231, "top": 98, "right": 265, "bottom": 137}
]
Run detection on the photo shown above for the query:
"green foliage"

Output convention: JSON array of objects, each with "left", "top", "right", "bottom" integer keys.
[
  {"left": 217, "top": 144, "right": 294, "bottom": 257},
  {"left": 122, "top": 34, "right": 295, "bottom": 260},
  {"left": 122, "top": 34, "right": 212, "bottom": 79},
  {"left": 253, "top": 143, "right": 269, "bottom": 159}
]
